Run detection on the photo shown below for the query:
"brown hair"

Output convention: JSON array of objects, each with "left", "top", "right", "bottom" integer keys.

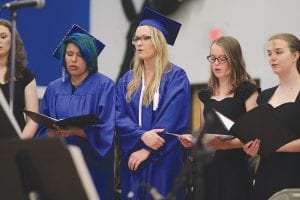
[
  {"left": 0, "top": 19, "right": 27, "bottom": 82},
  {"left": 269, "top": 33, "right": 300, "bottom": 74},
  {"left": 208, "top": 36, "right": 252, "bottom": 95}
]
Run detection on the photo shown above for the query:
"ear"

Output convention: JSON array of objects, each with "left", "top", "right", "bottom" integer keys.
[{"left": 292, "top": 51, "right": 300, "bottom": 61}]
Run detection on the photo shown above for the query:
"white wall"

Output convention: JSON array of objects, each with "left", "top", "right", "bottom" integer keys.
[{"left": 90, "top": 0, "right": 300, "bottom": 90}]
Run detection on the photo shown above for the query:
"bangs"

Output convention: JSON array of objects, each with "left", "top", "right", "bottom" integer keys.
[{"left": 64, "top": 33, "right": 98, "bottom": 72}]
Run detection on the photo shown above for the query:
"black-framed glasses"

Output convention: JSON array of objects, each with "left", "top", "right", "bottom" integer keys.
[
  {"left": 132, "top": 35, "right": 151, "bottom": 45},
  {"left": 207, "top": 55, "right": 228, "bottom": 64}
]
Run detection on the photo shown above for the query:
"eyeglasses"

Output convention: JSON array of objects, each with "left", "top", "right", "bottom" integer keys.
[
  {"left": 132, "top": 35, "right": 151, "bottom": 45},
  {"left": 207, "top": 55, "right": 228, "bottom": 64}
]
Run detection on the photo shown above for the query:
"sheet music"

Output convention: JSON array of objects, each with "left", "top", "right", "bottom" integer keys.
[
  {"left": 165, "top": 132, "right": 196, "bottom": 143},
  {"left": 24, "top": 110, "right": 100, "bottom": 129},
  {"left": 207, "top": 106, "right": 300, "bottom": 156},
  {"left": 165, "top": 132, "right": 181, "bottom": 137},
  {"left": 202, "top": 133, "right": 235, "bottom": 144},
  {"left": 213, "top": 109, "right": 234, "bottom": 130}
]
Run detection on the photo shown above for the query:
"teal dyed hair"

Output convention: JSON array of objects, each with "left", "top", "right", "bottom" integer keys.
[{"left": 59, "top": 33, "right": 98, "bottom": 73}]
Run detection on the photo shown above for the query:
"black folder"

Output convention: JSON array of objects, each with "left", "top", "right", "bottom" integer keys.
[
  {"left": 214, "top": 106, "right": 298, "bottom": 157},
  {"left": 0, "top": 138, "right": 99, "bottom": 200},
  {"left": 24, "top": 110, "right": 100, "bottom": 129}
]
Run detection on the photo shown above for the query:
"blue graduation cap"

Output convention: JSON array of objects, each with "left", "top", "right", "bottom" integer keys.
[
  {"left": 138, "top": 7, "right": 181, "bottom": 46},
  {"left": 52, "top": 24, "right": 105, "bottom": 60}
]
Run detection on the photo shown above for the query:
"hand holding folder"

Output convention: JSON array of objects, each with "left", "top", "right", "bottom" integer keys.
[
  {"left": 214, "top": 106, "right": 298, "bottom": 156},
  {"left": 24, "top": 110, "right": 100, "bottom": 130},
  {"left": 165, "top": 132, "right": 197, "bottom": 144},
  {"left": 202, "top": 134, "right": 235, "bottom": 144}
]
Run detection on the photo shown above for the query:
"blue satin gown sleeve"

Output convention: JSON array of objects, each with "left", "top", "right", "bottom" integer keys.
[
  {"left": 116, "top": 75, "right": 146, "bottom": 156},
  {"left": 116, "top": 66, "right": 191, "bottom": 158},
  {"left": 151, "top": 67, "right": 191, "bottom": 158},
  {"left": 85, "top": 79, "right": 115, "bottom": 156},
  {"left": 36, "top": 75, "right": 115, "bottom": 157}
]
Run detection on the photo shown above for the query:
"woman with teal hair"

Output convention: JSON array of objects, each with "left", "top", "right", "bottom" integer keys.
[
  {"left": 36, "top": 24, "right": 115, "bottom": 200},
  {"left": 56, "top": 31, "right": 100, "bottom": 74}
]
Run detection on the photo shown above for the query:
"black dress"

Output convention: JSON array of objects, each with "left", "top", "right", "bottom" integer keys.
[
  {"left": 198, "top": 81, "right": 257, "bottom": 200},
  {"left": 0, "top": 68, "right": 35, "bottom": 130},
  {"left": 252, "top": 86, "right": 300, "bottom": 200}
]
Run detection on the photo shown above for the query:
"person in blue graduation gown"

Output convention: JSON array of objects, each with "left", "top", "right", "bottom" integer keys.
[
  {"left": 36, "top": 25, "right": 115, "bottom": 200},
  {"left": 116, "top": 7, "right": 191, "bottom": 200}
]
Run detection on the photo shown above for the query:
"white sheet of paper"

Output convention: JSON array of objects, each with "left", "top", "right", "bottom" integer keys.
[
  {"left": 165, "top": 132, "right": 181, "bottom": 137},
  {"left": 165, "top": 132, "right": 195, "bottom": 143},
  {"left": 214, "top": 109, "right": 235, "bottom": 130},
  {"left": 202, "top": 133, "right": 235, "bottom": 144}
]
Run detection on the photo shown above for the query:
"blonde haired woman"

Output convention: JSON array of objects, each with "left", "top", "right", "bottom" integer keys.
[{"left": 116, "top": 7, "right": 191, "bottom": 200}]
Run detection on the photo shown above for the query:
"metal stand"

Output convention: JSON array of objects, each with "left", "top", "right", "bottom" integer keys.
[
  {"left": 9, "top": 8, "right": 17, "bottom": 111},
  {"left": 166, "top": 131, "right": 213, "bottom": 200}
]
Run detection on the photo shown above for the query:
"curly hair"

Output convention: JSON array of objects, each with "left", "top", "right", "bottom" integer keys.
[{"left": 0, "top": 19, "right": 27, "bottom": 82}]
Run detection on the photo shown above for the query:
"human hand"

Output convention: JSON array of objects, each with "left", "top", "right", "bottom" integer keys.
[
  {"left": 47, "top": 128, "right": 61, "bottom": 137},
  {"left": 53, "top": 125, "right": 85, "bottom": 138},
  {"left": 128, "top": 149, "right": 150, "bottom": 171},
  {"left": 243, "top": 139, "right": 260, "bottom": 157},
  {"left": 205, "top": 136, "right": 229, "bottom": 150},
  {"left": 179, "top": 134, "right": 194, "bottom": 148},
  {"left": 141, "top": 129, "right": 165, "bottom": 150}
]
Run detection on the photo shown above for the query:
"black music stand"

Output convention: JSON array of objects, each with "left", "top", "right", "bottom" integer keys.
[
  {"left": 0, "top": 138, "right": 99, "bottom": 200},
  {"left": 166, "top": 129, "right": 214, "bottom": 200}
]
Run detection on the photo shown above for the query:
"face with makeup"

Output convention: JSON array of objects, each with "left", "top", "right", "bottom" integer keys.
[
  {"left": 64, "top": 43, "right": 89, "bottom": 80},
  {"left": 209, "top": 43, "right": 231, "bottom": 80},
  {"left": 133, "top": 25, "right": 156, "bottom": 61},
  {"left": 0, "top": 25, "right": 11, "bottom": 59},
  {"left": 267, "top": 39, "right": 299, "bottom": 75}
]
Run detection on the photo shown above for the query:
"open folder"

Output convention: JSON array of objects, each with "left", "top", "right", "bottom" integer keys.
[
  {"left": 24, "top": 110, "right": 100, "bottom": 129},
  {"left": 214, "top": 106, "right": 298, "bottom": 157},
  {"left": 202, "top": 134, "right": 235, "bottom": 144}
]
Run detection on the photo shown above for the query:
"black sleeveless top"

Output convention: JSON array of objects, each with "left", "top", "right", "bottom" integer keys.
[
  {"left": 198, "top": 81, "right": 258, "bottom": 200},
  {"left": 0, "top": 68, "right": 35, "bottom": 130},
  {"left": 252, "top": 86, "right": 300, "bottom": 200},
  {"left": 257, "top": 86, "right": 300, "bottom": 136},
  {"left": 199, "top": 81, "right": 258, "bottom": 135}
]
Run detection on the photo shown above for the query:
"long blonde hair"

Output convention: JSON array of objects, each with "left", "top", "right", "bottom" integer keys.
[{"left": 126, "top": 26, "right": 170, "bottom": 106}]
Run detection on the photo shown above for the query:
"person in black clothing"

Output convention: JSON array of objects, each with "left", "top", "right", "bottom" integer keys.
[
  {"left": 0, "top": 19, "right": 38, "bottom": 139},
  {"left": 244, "top": 33, "right": 300, "bottom": 200},
  {"left": 180, "top": 36, "right": 259, "bottom": 200}
]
